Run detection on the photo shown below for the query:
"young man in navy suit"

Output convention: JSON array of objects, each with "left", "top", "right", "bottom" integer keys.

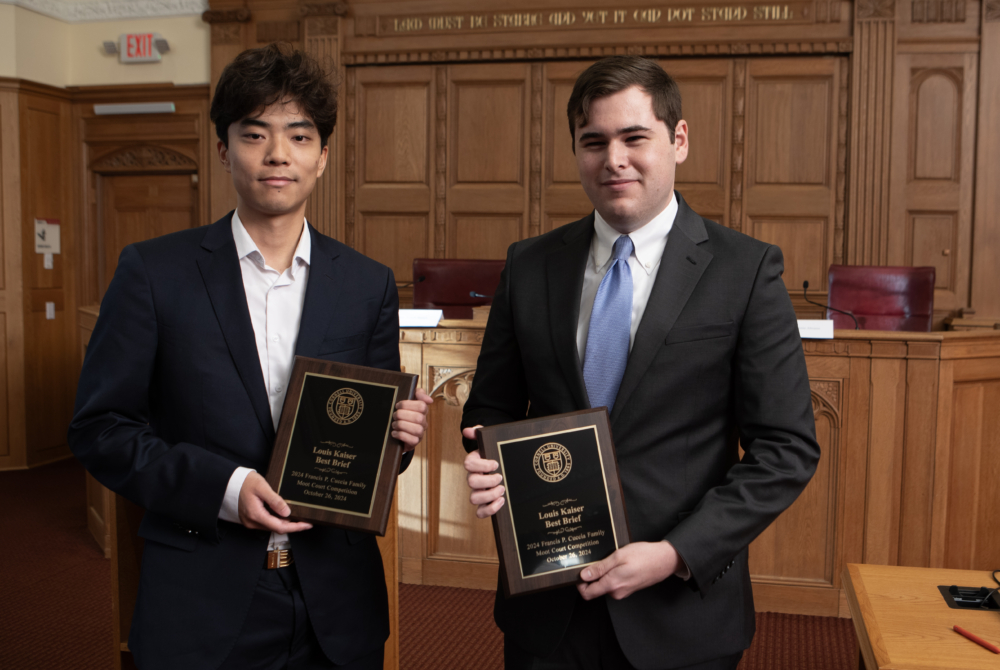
[
  {"left": 462, "top": 56, "right": 820, "bottom": 669},
  {"left": 70, "top": 44, "right": 431, "bottom": 670}
]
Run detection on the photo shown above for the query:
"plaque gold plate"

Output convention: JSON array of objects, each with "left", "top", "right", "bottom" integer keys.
[
  {"left": 476, "top": 408, "right": 630, "bottom": 597},
  {"left": 265, "top": 356, "right": 417, "bottom": 536}
]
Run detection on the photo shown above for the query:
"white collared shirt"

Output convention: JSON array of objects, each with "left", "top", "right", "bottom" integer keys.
[
  {"left": 576, "top": 194, "right": 678, "bottom": 362},
  {"left": 218, "top": 210, "right": 311, "bottom": 550}
]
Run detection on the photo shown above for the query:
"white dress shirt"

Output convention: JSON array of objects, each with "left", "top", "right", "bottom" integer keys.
[
  {"left": 576, "top": 194, "right": 678, "bottom": 362},
  {"left": 218, "top": 210, "right": 312, "bottom": 551}
]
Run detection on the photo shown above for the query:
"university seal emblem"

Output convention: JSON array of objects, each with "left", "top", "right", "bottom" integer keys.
[
  {"left": 327, "top": 388, "right": 364, "bottom": 425},
  {"left": 533, "top": 443, "right": 572, "bottom": 483}
]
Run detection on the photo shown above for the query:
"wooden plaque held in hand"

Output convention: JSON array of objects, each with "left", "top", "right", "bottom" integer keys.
[
  {"left": 476, "top": 409, "right": 631, "bottom": 598},
  {"left": 265, "top": 356, "right": 417, "bottom": 536}
]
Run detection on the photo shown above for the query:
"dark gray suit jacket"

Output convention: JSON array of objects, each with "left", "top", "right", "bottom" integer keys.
[{"left": 462, "top": 192, "right": 820, "bottom": 669}]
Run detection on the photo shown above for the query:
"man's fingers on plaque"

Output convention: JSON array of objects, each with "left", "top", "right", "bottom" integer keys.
[
  {"left": 477, "top": 495, "right": 505, "bottom": 518},
  {"left": 468, "top": 472, "right": 502, "bottom": 490}
]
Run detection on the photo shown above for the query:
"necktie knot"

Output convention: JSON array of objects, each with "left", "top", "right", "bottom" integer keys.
[{"left": 612, "top": 235, "right": 634, "bottom": 263}]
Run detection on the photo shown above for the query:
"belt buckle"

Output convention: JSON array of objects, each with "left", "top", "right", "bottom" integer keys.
[{"left": 266, "top": 549, "right": 293, "bottom": 569}]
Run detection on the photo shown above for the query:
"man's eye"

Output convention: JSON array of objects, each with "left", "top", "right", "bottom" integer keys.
[
  {"left": 626, "top": 135, "right": 646, "bottom": 142},
  {"left": 293, "top": 135, "right": 309, "bottom": 141},
  {"left": 245, "top": 133, "right": 263, "bottom": 140}
]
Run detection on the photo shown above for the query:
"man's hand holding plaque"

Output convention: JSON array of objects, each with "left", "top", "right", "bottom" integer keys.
[
  {"left": 264, "top": 357, "right": 430, "bottom": 536},
  {"left": 465, "top": 409, "right": 634, "bottom": 597}
]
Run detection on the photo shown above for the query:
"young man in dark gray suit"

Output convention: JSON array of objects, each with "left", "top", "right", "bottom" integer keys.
[
  {"left": 70, "top": 45, "right": 431, "bottom": 670},
  {"left": 462, "top": 56, "right": 820, "bottom": 670}
]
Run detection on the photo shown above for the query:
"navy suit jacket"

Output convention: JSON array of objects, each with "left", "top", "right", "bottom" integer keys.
[
  {"left": 69, "top": 214, "right": 405, "bottom": 670},
  {"left": 462, "top": 193, "right": 820, "bottom": 669}
]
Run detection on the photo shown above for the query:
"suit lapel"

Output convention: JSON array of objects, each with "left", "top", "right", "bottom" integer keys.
[
  {"left": 610, "top": 194, "right": 713, "bottom": 426},
  {"left": 546, "top": 216, "right": 593, "bottom": 411},
  {"left": 295, "top": 226, "right": 343, "bottom": 358},
  {"left": 197, "top": 215, "right": 275, "bottom": 443}
]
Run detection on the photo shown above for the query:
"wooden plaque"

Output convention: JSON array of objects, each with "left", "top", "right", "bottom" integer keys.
[
  {"left": 476, "top": 409, "right": 630, "bottom": 598},
  {"left": 265, "top": 356, "right": 417, "bottom": 536}
]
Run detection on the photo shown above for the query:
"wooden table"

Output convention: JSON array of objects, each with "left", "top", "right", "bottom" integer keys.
[{"left": 844, "top": 563, "right": 1000, "bottom": 669}]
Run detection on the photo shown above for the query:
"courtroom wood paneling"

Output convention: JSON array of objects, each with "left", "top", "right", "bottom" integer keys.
[
  {"left": 743, "top": 57, "right": 842, "bottom": 295},
  {"left": 19, "top": 89, "right": 76, "bottom": 467},
  {"left": 446, "top": 63, "right": 531, "bottom": 258},
  {"left": 353, "top": 65, "right": 435, "bottom": 281},
  {"left": 304, "top": 15, "right": 344, "bottom": 241},
  {"left": 99, "top": 174, "right": 198, "bottom": 292},
  {"left": 889, "top": 51, "right": 977, "bottom": 323},
  {"left": 0, "top": 88, "right": 27, "bottom": 470}
]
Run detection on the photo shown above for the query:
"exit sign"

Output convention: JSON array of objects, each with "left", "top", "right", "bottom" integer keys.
[{"left": 119, "top": 33, "right": 162, "bottom": 63}]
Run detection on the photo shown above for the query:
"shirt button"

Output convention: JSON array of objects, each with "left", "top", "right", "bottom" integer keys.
[
  {"left": 272, "top": 335, "right": 279, "bottom": 342},
  {"left": 275, "top": 385, "right": 283, "bottom": 393},
  {"left": 645, "top": 262, "right": 650, "bottom": 268}
]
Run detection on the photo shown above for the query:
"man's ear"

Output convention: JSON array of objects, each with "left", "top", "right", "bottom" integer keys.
[
  {"left": 315, "top": 143, "right": 329, "bottom": 179},
  {"left": 673, "top": 120, "right": 689, "bottom": 165},
  {"left": 217, "top": 140, "right": 232, "bottom": 173}
]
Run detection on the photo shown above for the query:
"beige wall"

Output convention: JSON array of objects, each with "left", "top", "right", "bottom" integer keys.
[{"left": 0, "top": 6, "right": 209, "bottom": 88}]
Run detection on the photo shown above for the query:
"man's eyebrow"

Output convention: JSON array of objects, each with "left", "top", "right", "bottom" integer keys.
[
  {"left": 287, "top": 120, "right": 316, "bottom": 130},
  {"left": 239, "top": 118, "right": 270, "bottom": 129},
  {"left": 577, "top": 125, "right": 653, "bottom": 142}
]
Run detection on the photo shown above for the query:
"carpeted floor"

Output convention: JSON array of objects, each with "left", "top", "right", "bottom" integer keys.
[{"left": 0, "top": 460, "right": 857, "bottom": 669}]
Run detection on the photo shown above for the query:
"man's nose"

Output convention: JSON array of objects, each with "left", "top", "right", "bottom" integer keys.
[
  {"left": 605, "top": 142, "right": 627, "bottom": 170},
  {"left": 265, "top": 137, "right": 291, "bottom": 164}
]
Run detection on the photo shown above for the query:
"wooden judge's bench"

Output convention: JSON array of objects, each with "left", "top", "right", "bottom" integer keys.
[
  {"left": 398, "top": 314, "right": 1000, "bottom": 619},
  {"left": 82, "top": 308, "right": 1000, "bottom": 669}
]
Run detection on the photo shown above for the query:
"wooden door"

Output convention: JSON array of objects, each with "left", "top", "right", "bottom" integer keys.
[
  {"left": 99, "top": 173, "right": 198, "bottom": 295},
  {"left": 888, "top": 52, "right": 977, "bottom": 325}
]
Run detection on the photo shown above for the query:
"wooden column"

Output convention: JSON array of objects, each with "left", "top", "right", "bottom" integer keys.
[
  {"left": 303, "top": 3, "right": 347, "bottom": 241},
  {"left": 847, "top": 0, "right": 896, "bottom": 265},
  {"left": 970, "top": 2, "right": 1000, "bottom": 320},
  {"left": 203, "top": 7, "right": 251, "bottom": 222}
]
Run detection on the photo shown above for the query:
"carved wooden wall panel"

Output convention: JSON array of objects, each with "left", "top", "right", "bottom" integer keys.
[
  {"left": 447, "top": 63, "right": 531, "bottom": 259},
  {"left": 354, "top": 66, "right": 436, "bottom": 281},
  {"left": 304, "top": 15, "right": 341, "bottom": 240},
  {"left": 940, "top": 360, "right": 1000, "bottom": 571},
  {"left": 743, "top": 58, "right": 842, "bottom": 294},
  {"left": 541, "top": 61, "right": 592, "bottom": 234},
  {"left": 20, "top": 92, "right": 77, "bottom": 468},
  {"left": 889, "top": 52, "right": 977, "bottom": 322}
]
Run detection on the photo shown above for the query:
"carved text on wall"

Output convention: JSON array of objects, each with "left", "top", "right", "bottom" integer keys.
[{"left": 373, "top": 2, "right": 817, "bottom": 37}]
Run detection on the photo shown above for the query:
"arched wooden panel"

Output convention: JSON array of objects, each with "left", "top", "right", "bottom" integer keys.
[{"left": 912, "top": 71, "right": 960, "bottom": 181}]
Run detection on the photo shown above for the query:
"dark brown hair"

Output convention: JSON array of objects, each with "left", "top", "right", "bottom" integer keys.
[
  {"left": 211, "top": 43, "right": 337, "bottom": 147},
  {"left": 567, "top": 56, "right": 682, "bottom": 150}
]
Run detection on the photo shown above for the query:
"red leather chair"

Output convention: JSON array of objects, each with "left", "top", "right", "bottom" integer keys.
[
  {"left": 412, "top": 259, "right": 506, "bottom": 320},
  {"left": 827, "top": 265, "right": 936, "bottom": 331}
]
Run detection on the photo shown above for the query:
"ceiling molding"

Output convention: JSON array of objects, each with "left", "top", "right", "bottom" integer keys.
[{"left": 0, "top": 0, "right": 208, "bottom": 23}]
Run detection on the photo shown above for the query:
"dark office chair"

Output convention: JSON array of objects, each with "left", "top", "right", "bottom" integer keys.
[
  {"left": 412, "top": 259, "right": 506, "bottom": 320},
  {"left": 827, "top": 265, "right": 936, "bottom": 332}
]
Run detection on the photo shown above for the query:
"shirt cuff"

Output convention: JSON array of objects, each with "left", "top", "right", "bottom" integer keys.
[
  {"left": 666, "top": 541, "right": 691, "bottom": 581},
  {"left": 219, "top": 466, "right": 254, "bottom": 523}
]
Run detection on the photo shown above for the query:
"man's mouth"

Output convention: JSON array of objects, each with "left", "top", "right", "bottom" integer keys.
[{"left": 260, "top": 176, "right": 295, "bottom": 185}]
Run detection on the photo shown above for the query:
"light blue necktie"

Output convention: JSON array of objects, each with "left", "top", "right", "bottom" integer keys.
[{"left": 583, "top": 235, "right": 634, "bottom": 411}]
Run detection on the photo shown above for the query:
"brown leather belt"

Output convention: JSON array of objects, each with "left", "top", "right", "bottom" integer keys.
[{"left": 265, "top": 548, "right": 293, "bottom": 569}]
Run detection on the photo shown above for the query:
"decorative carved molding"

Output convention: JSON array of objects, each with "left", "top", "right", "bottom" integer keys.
[
  {"left": 986, "top": 0, "right": 1000, "bottom": 21},
  {"left": 355, "top": 16, "right": 377, "bottom": 36},
  {"left": 911, "top": 0, "right": 966, "bottom": 22},
  {"left": 202, "top": 8, "right": 250, "bottom": 23},
  {"left": 430, "top": 369, "right": 476, "bottom": 406},
  {"left": 856, "top": 0, "right": 895, "bottom": 19},
  {"left": 342, "top": 41, "right": 852, "bottom": 65},
  {"left": 814, "top": 0, "right": 841, "bottom": 22},
  {"left": 257, "top": 20, "right": 300, "bottom": 43},
  {"left": 345, "top": 69, "right": 357, "bottom": 248},
  {"left": 299, "top": 1, "right": 348, "bottom": 18},
  {"left": 398, "top": 329, "right": 486, "bottom": 343},
  {"left": 434, "top": 66, "right": 447, "bottom": 258},
  {"left": 91, "top": 145, "right": 197, "bottom": 171},
  {"left": 730, "top": 60, "right": 746, "bottom": 232},
  {"left": 306, "top": 16, "right": 339, "bottom": 36},
  {"left": 211, "top": 22, "right": 242, "bottom": 45},
  {"left": 834, "top": 58, "right": 848, "bottom": 265},
  {"left": 810, "top": 379, "right": 841, "bottom": 411},
  {"left": 0, "top": 0, "right": 206, "bottom": 23},
  {"left": 802, "top": 339, "right": 854, "bottom": 355},
  {"left": 529, "top": 64, "right": 542, "bottom": 238}
]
